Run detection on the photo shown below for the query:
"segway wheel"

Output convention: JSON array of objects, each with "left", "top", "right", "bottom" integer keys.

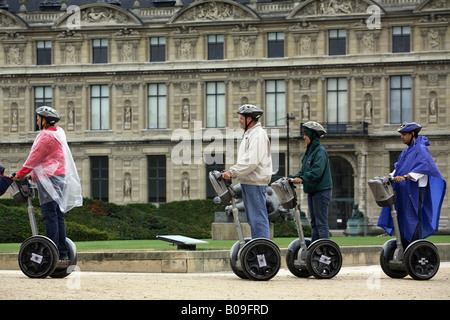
[
  {"left": 404, "top": 240, "right": 440, "bottom": 280},
  {"left": 230, "top": 239, "right": 250, "bottom": 279},
  {"left": 306, "top": 239, "right": 342, "bottom": 279},
  {"left": 18, "top": 235, "right": 58, "bottom": 279},
  {"left": 50, "top": 238, "right": 78, "bottom": 278},
  {"left": 286, "top": 238, "right": 311, "bottom": 278},
  {"left": 379, "top": 239, "right": 408, "bottom": 279},
  {"left": 240, "top": 238, "right": 281, "bottom": 281}
]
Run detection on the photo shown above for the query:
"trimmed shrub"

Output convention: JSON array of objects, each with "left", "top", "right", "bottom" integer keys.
[{"left": 0, "top": 197, "right": 304, "bottom": 243}]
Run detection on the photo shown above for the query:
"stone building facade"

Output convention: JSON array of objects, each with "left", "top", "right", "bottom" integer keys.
[{"left": 0, "top": 0, "right": 448, "bottom": 234}]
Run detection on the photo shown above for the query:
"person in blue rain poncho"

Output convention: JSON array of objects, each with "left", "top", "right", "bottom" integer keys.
[{"left": 377, "top": 121, "right": 446, "bottom": 249}]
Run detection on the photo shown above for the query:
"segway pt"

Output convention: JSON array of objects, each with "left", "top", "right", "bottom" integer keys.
[
  {"left": 368, "top": 176, "right": 440, "bottom": 280},
  {"left": 271, "top": 177, "right": 342, "bottom": 279},
  {"left": 11, "top": 178, "right": 77, "bottom": 279},
  {"left": 209, "top": 170, "right": 281, "bottom": 281}
]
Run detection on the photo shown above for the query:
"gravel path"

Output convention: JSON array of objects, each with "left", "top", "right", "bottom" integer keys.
[{"left": 1, "top": 263, "right": 449, "bottom": 300}]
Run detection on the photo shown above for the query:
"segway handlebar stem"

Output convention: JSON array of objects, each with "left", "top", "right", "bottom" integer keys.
[{"left": 28, "top": 197, "right": 38, "bottom": 236}]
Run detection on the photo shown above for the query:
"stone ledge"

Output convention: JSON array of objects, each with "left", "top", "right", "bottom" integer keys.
[{"left": 1, "top": 244, "right": 448, "bottom": 273}]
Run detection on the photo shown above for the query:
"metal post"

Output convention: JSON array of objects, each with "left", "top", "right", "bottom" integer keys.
[
  {"left": 286, "top": 113, "right": 295, "bottom": 177},
  {"left": 232, "top": 198, "right": 245, "bottom": 247},
  {"left": 390, "top": 204, "right": 404, "bottom": 261},
  {"left": 28, "top": 197, "right": 38, "bottom": 236}
]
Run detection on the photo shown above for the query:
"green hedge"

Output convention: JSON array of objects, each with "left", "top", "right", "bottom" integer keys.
[{"left": 0, "top": 197, "right": 303, "bottom": 243}]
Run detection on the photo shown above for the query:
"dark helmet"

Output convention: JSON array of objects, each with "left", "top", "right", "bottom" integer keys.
[
  {"left": 36, "top": 106, "right": 60, "bottom": 125},
  {"left": 236, "top": 104, "right": 263, "bottom": 120},
  {"left": 302, "top": 121, "right": 327, "bottom": 138},
  {"left": 398, "top": 121, "right": 422, "bottom": 134}
]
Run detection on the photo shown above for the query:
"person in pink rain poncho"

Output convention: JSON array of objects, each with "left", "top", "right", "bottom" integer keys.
[{"left": 13, "top": 106, "right": 82, "bottom": 262}]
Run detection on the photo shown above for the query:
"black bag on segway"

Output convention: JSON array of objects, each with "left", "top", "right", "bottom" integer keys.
[{"left": 368, "top": 176, "right": 396, "bottom": 207}]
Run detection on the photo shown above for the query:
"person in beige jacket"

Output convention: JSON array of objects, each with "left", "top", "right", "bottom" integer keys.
[{"left": 223, "top": 104, "right": 272, "bottom": 239}]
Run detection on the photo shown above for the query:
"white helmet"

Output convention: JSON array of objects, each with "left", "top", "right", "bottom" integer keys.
[
  {"left": 302, "top": 121, "right": 327, "bottom": 138},
  {"left": 36, "top": 106, "right": 60, "bottom": 125},
  {"left": 236, "top": 104, "right": 263, "bottom": 120}
]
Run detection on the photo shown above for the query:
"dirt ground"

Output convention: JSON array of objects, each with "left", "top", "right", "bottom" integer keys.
[{"left": 1, "top": 263, "right": 449, "bottom": 301}]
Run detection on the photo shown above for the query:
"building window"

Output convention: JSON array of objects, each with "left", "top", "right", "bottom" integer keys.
[
  {"left": 390, "top": 75, "right": 411, "bottom": 124},
  {"left": 34, "top": 86, "right": 52, "bottom": 131},
  {"left": 265, "top": 80, "right": 285, "bottom": 127},
  {"left": 91, "top": 85, "right": 109, "bottom": 130},
  {"left": 90, "top": 156, "right": 109, "bottom": 202},
  {"left": 327, "top": 78, "right": 348, "bottom": 131},
  {"left": 206, "top": 82, "right": 225, "bottom": 128},
  {"left": 208, "top": 35, "right": 224, "bottom": 60},
  {"left": 389, "top": 151, "right": 402, "bottom": 172},
  {"left": 93, "top": 39, "right": 108, "bottom": 64},
  {"left": 268, "top": 32, "right": 284, "bottom": 58},
  {"left": 205, "top": 154, "right": 225, "bottom": 199},
  {"left": 36, "top": 41, "right": 51, "bottom": 65},
  {"left": 148, "top": 83, "right": 167, "bottom": 129},
  {"left": 150, "top": 37, "right": 166, "bottom": 62},
  {"left": 148, "top": 155, "right": 166, "bottom": 203},
  {"left": 329, "top": 30, "right": 346, "bottom": 56},
  {"left": 392, "top": 27, "right": 410, "bottom": 53}
]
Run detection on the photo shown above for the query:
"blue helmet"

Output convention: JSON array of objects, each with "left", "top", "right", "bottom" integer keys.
[{"left": 398, "top": 121, "right": 422, "bottom": 134}]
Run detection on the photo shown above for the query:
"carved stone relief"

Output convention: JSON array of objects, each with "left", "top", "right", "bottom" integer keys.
[
  {"left": 416, "top": 0, "right": 450, "bottom": 11},
  {"left": 291, "top": 22, "right": 319, "bottom": 56},
  {"left": 355, "top": 31, "right": 380, "bottom": 53},
  {"left": 420, "top": 27, "right": 447, "bottom": 50},
  {"left": 1, "top": 32, "right": 26, "bottom": 65},
  {"left": 53, "top": 4, "right": 142, "bottom": 29},
  {"left": 0, "top": 11, "right": 27, "bottom": 29},
  {"left": 170, "top": 0, "right": 256, "bottom": 24},
  {"left": 231, "top": 24, "right": 258, "bottom": 58},
  {"left": 289, "top": 0, "right": 374, "bottom": 18}
]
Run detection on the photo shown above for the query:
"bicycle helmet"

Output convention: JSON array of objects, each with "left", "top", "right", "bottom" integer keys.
[
  {"left": 398, "top": 121, "right": 422, "bottom": 134},
  {"left": 236, "top": 104, "right": 263, "bottom": 132},
  {"left": 36, "top": 106, "right": 60, "bottom": 125},
  {"left": 301, "top": 121, "right": 327, "bottom": 138},
  {"left": 236, "top": 104, "right": 263, "bottom": 120}
]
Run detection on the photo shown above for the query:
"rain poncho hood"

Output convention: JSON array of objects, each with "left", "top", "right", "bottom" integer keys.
[
  {"left": 0, "top": 166, "right": 13, "bottom": 196},
  {"left": 377, "top": 136, "right": 446, "bottom": 241},
  {"left": 20, "top": 127, "right": 82, "bottom": 213}
]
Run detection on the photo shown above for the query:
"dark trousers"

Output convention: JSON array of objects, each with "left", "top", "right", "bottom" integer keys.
[
  {"left": 41, "top": 200, "right": 68, "bottom": 258},
  {"left": 307, "top": 189, "right": 332, "bottom": 242}
]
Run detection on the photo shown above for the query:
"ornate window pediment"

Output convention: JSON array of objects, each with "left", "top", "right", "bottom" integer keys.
[
  {"left": 287, "top": 0, "right": 384, "bottom": 19},
  {"left": 415, "top": 0, "right": 450, "bottom": 12},
  {"left": 168, "top": 0, "right": 260, "bottom": 24},
  {"left": 52, "top": 3, "right": 142, "bottom": 30},
  {"left": 0, "top": 9, "right": 28, "bottom": 30}
]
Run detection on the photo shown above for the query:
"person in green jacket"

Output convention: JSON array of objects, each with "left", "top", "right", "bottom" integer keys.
[{"left": 289, "top": 121, "right": 333, "bottom": 241}]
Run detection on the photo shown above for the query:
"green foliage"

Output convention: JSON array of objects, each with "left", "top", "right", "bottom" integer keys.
[
  {"left": 272, "top": 219, "right": 311, "bottom": 238},
  {"left": 0, "top": 197, "right": 302, "bottom": 243}
]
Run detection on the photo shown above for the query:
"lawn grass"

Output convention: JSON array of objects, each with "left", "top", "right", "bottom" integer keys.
[{"left": 0, "top": 235, "right": 449, "bottom": 253}]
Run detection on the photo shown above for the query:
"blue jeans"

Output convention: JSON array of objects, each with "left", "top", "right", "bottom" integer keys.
[
  {"left": 241, "top": 184, "right": 270, "bottom": 239},
  {"left": 307, "top": 189, "right": 332, "bottom": 242},
  {"left": 41, "top": 200, "right": 68, "bottom": 258}
]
